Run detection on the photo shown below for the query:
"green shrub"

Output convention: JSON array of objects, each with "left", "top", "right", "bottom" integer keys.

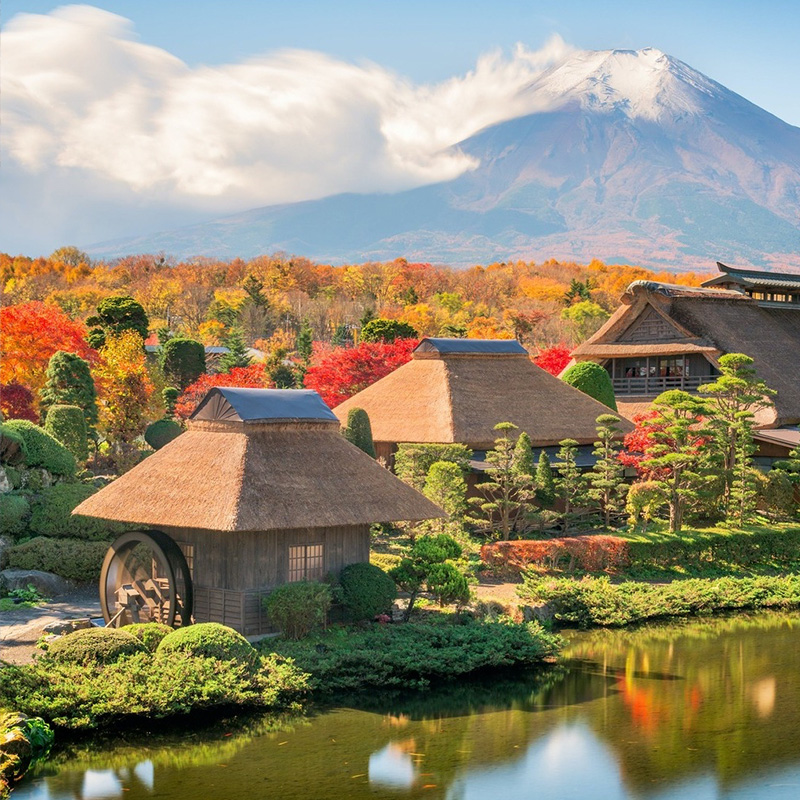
[
  {"left": 44, "top": 404, "right": 88, "bottom": 462},
  {"left": 394, "top": 443, "right": 473, "bottom": 490},
  {"left": 342, "top": 408, "right": 376, "bottom": 458},
  {"left": 144, "top": 419, "right": 183, "bottom": 450},
  {"left": 519, "top": 573, "right": 800, "bottom": 628},
  {"left": 360, "top": 318, "right": 418, "bottom": 343},
  {"left": 0, "top": 423, "right": 28, "bottom": 465},
  {"left": 124, "top": 622, "right": 174, "bottom": 652},
  {"left": 159, "top": 338, "right": 206, "bottom": 389},
  {"left": 40, "top": 350, "right": 98, "bottom": 428},
  {"left": 2, "top": 421, "right": 76, "bottom": 477},
  {"left": 0, "top": 493, "right": 30, "bottom": 537},
  {"left": 47, "top": 628, "right": 146, "bottom": 665},
  {"left": 340, "top": 562, "right": 397, "bottom": 620},
  {"left": 5, "top": 537, "right": 109, "bottom": 582},
  {"left": 29, "top": 483, "right": 116, "bottom": 540},
  {"left": 265, "top": 619, "right": 562, "bottom": 692},
  {"left": 157, "top": 622, "right": 257, "bottom": 666},
  {"left": 264, "top": 581, "right": 332, "bottom": 640},
  {"left": 561, "top": 362, "right": 617, "bottom": 411}
]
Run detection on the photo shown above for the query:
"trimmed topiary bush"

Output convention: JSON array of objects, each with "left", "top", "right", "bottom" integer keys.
[
  {"left": 44, "top": 405, "right": 88, "bottom": 462},
  {"left": 28, "top": 483, "right": 115, "bottom": 540},
  {"left": 339, "top": 562, "right": 397, "bottom": 620},
  {"left": 144, "top": 419, "right": 183, "bottom": 451},
  {"left": 47, "top": 628, "right": 146, "bottom": 665},
  {"left": 360, "top": 318, "right": 418, "bottom": 343},
  {"left": 124, "top": 622, "right": 174, "bottom": 652},
  {"left": 157, "top": 623, "right": 257, "bottom": 665},
  {"left": 561, "top": 362, "right": 617, "bottom": 411},
  {"left": 5, "top": 538, "right": 109, "bottom": 582},
  {"left": 342, "top": 408, "right": 376, "bottom": 458},
  {"left": 263, "top": 581, "right": 332, "bottom": 640},
  {"left": 159, "top": 338, "right": 206, "bottom": 390},
  {"left": 0, "top": 493, "right": 31, "bottom": 537},
  {"left": 1, "top": 421, "right": 76, "bottom": 477},
  {"left": 0, "top": 423, "right": 28, "bottom": 466},
  {"left": 40, "top": 350, "right": 98, "bottom": 428}
]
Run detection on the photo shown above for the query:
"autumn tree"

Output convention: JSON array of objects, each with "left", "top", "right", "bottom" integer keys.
[
  {"left": 40, "top": 350, "right": 98, "bottom": 429},
  {"left": 0, "top": 383, "right": 38, "bottom": 422},
  {"left": 174, "top": 364, "right": 268, "bottom": 419},
  {"left": 533, "top": 346, "right": 572, "bottom": 376},
  {"left": 87, "top": 295, "right": 149, "bottom": 349}
]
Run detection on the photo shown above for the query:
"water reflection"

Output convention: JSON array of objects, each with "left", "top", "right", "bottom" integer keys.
[{"left": 16, "top": 611, "right": 800, "bottom": 800}]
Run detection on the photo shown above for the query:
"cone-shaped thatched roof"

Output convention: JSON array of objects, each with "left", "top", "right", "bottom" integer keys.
[
  {"left": 333, "top": 338, "right": 631, "bottom": 448},
  {"left": 74, "top": 389, "right": 444, "bottom": 531}
]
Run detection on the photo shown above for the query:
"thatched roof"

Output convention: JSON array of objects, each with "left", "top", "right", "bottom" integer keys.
[
  {"left": 702, "top": 262, "right": 800, "bottom": 291},
  {"left": 574, "top": 281, "right": 800, "bottom": 427},
  {"left": 74, "top": 389, "right": 444, "bottom": 531},
  {"left": 333, "top": 338, "right": 632, "bottom": 448}
]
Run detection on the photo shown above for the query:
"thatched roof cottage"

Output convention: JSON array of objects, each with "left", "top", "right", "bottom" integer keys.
[
  {"left": 333, "top": 338, "right": 632, "bottom": 465},
  {"left": 74, "top": 388, "right": 443, "bottom": 635}
]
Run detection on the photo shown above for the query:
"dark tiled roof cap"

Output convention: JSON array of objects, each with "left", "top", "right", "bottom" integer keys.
[
  {"left": 414, "top": 338, "right": 528, "bottom": 355},
  {"left": 191, "top": 388, "right": 338, "bottom": 423}
]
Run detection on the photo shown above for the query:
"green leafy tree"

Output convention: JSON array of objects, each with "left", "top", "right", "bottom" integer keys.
[
  {"left": 699, "top": 353, "right": 776, "bottom": 516},
  {"left": 342, "top": 408, "right": 376, "bottom": 458},
  {"left": 555, "top": 438, "right": 588, "bottom": 520},
  {"left": 159, "top": 338, "right": 206, "bottom": 390},
  {"left": 638, "top": 390, "right": 713, "bottom": 533},
  {"left": 560, "top": 300, "right": 609, "bottom": 340},
  {"left": 218, "top": 327, "right": 252, "bottom": 373},
  {"left": 588, "top": 414, "right": 628, "bottom": 528},
  {"left": 470, "top": 422, "right": 535, "bottom": 540},
  {"left": 40, "top": 350, "right": 98, "bottom": 429},
  {"left": 423, "top": 460, "right": 468, "bottom": 538},
  {"left": 535, "top": 451, "right": 556, "bottom": 508},
  {"left": 561, "top": 362, "right": 617, "bottom": 410},
  {"left": 774, "top": 445, "right": 800, "bottom": 487},
  {"left": 44, "top": 404, "right": 88, "bottom": 462},
  {"left": 360, "top": 318, "right": 418, "bottom": 343},
  {"left": 296, "top": 319, "right": 314, "bottom": 365},
  {"left": 389, "top": 534, "right": 466, "bottom": 620},
  {"left": 394, "top": 443, "right": 472, "bottom": 491},
  {"left": 761, "top": 470, "right": 796, "bottom": 520},
  {"left": 86, "top": 295, "right": 149, "bottom": 349},
  {"left": 626, "top": 481, "right": 665, "bottom": 532}
]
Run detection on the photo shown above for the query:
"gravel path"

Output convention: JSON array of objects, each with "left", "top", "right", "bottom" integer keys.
[{"left": 0, "top": 587, "right": 101, "bottom": 665}]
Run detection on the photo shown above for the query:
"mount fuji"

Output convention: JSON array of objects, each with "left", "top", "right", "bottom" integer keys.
[{"left": 88, "top": 48, "right": 800, "bottom": 270}]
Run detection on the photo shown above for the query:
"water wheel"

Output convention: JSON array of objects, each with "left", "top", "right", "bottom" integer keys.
[{"left": 100, "top": 530, "right": 193, "bottom": 627}]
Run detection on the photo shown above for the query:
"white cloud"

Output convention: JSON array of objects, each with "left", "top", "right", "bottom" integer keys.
[{"left": 0, "top": 4, "right": 573, "bottom": 252}]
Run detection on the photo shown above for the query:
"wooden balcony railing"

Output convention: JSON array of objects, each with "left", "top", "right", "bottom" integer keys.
[{"left": 612, "top": 375, "right": 706, "bottom": 396}]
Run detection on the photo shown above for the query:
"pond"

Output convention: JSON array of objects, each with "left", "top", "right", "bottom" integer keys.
[{"left": 15, "top": 611, "right": 800, "bottom": 799}]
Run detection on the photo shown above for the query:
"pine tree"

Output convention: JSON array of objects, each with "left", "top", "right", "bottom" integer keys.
[
  {"left": 535, "top": 451, "right": 556, "bottom": 508},
  {"left": 40, "top": 350, "right": 98, "bottom": 429},
  {"left": 555, "top": 438, "right": 588, "bottom": 521},
  {"left": 162, "top": 387, "right": 179, "bottom": 418},
  {"left": 588, "top": 414, "right": 627, "bottom": 528},
  {"left": 512, "top": 431, "right": 535, "bottom": 479},
  {"left": 218, "top": 328, "right": 252, "bottom": 373},
  {"left": 342, "top": 408, "right": 376, "bottom": 458},
  {"left": 296, "top": 319, "right": 314, "bottom": 364}
]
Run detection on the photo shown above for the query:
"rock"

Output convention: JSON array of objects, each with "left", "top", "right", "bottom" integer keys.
[
  {"left": 0, "top": 569, "right": 73, "bottom": 597},
  {"left": 0, "top": 467, "right": 12, "bottom": 494},
  {"left": 0, "top": 537, "right": 11, "bottom": 570},
  {"left": 42, "top": 618, "right": 93, "bottom": 636},
  {"left": 521, "top": 603, "right": 555, "bottom": 625}
]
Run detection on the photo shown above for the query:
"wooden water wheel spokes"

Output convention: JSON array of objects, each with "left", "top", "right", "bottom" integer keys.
[{"left": 100, "top": 530, "right": 193, "bottom": 628}]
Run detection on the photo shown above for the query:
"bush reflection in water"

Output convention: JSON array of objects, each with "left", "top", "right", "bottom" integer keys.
[{"left": 17, "top": 611, "right": 800, "bottom": 800}]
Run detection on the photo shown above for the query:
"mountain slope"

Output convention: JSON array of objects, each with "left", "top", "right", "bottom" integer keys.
[{"left": 88, "top": 48, "right": 800, "bottom": 270}]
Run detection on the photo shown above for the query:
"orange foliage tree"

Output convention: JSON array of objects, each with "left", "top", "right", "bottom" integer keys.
[{"left": 0, "top": 301, "right": 96, "bottom": 400}]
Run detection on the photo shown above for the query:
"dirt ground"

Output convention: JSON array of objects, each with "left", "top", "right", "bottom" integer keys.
[
  {"left": 0, "top": 586, "right": 101, "bottom": 665},
  {"left": 473, "top": 580, "right": 523, "bottom": 605}
]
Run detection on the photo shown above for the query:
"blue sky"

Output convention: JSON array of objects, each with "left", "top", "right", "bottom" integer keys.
[
  {"left": 1, "top": 1, "right": 798, "bottom": 256},
  {"left": 5, "top": 0, "right": 799, "bottom": 125}
]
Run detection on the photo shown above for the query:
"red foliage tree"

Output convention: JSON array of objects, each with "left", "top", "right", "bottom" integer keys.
[
  {"left": 533, "top": 345, "right": 572, "bottom": 376},
  {"left": 303, "top": 338, "right": 418, "bottom": 408},
  {"left": 175, "top": 364, "right": 270, "bottom": 419},
  {"left": 0, "top": 383, "right": 38, "bottom": 422},
  {"left": 0, "top": 301, "right": 96, "bottom": 401}
]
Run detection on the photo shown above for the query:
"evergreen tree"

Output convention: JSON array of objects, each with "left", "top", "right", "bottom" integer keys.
[
  {"left": 360, "top": 318, "right": 418, "bottom": 343},
  {"left": 423, "top": 460, "right": 468, "bottom": 539},
  {"left": 331, "top": 323, "right": 352, "bottom": 348},
  {"left": 535, "top": 451, "right": 556, "bottom": 508},
  {"left": 40, "top": 350, "right": 98, "bottom": 429},
  {"left": 44, "top": 404, "right": 88, "bottom": 462},
  {"left": 774, "top": 445, "right": 800, "bottom": 487},
  {"left": 296, "top": 319, "right": 314, "bottom": 365},
  {"left": 512, "top": 431, "right": 535, "bottom": 479},
  {"left": 159, "top": 337, "right": 206, "bottom": 389},
  {"left": 470, "top": 422, "right": 535, "bottom": 540},
  {"left": 699, "top": 353, "right": 776, "bottom": 516},
  {"left": 162, "top": 387, "right": 179, "bottom": 418},
  {"left": 242, "top": 274, "right": 269, "bottom": 309},
  {"left": 86, "top": 295, "right": 149, "bottom": 349},
  {"left": 588, "top": 414, "right": 627, "bottom": 528},
  {"left": 342, "top": 408, "right": 376, "bottom": 458},
  {"left": 555, "top": 438, "right": 588, "bottom": 520},
  {"left": 218, "top": 328, "right": 252, "bottom": 373}
]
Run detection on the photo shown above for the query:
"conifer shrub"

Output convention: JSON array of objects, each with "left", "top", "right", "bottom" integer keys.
[
  {"left": 263, "top": 581, "right": 332, "bottom": 640},
  {"left": 160, "top": 338, "right": 206, "bottom": 389},
  {"left": 339, "top": 562, "right": 397, "bottom": 620},
  {"left": 44, "top": 405, "right": 88, "bottom": 462},
  {"left": 2, "top": 421, "right": 76, "bottom": 477},
  {"left": 5, "top": 538, "right": 109, "bottom": 582},
  {"left": 0, "top": 493, "right": 31, "bottom": 537},
  {"left": 561, "top": 362, "right": 617, "bottom": 411},
  {"left": 0, "top": 424, "right": 28, "bottom": 465},
  {"left": 144, "top": 419, "right": 183, "bottom": 451},
  {"left": 157, "top": 622, "right": 258, "bottom": 666},
  {"left": 124, "top": 622, "right": 174, "bottom": 652},
  {"left": 47, "top": 628, "right": 146, "bottom": 665},
  {"left": 28, "top": 483, "right": 113, "bottom": 540},
  {"left": 40, "top": 350, "right": 98, "bottom": 428},
  {"left": 342, "top": 408, "right": 376, "bottom": 457}
]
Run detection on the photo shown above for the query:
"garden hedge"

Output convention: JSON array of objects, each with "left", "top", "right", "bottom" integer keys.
[
  {"left": 5, "top": 537, "right": 109, "bottom": 582},
  {"left": 1, "top": 421, "right": 76, "bottom": 477}
]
